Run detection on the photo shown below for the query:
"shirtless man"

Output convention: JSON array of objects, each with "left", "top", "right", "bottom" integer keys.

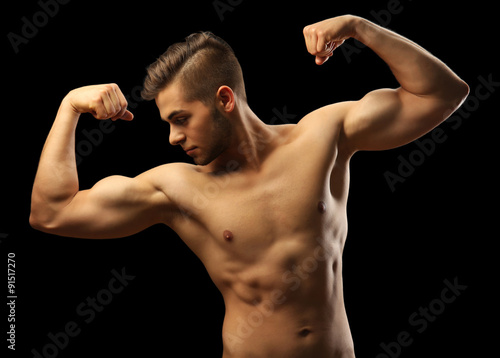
[{"left": 30, "top": 15, "right": 468, "bottom": 357}]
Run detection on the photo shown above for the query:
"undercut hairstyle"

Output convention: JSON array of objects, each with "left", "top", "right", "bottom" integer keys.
[{"left": 141, "top": 31, "right": 246, "bottom": 104}]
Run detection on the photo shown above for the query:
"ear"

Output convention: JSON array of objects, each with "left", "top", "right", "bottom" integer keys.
[{"left": 216, "top": 86, "right": 235, "bottom": 113}]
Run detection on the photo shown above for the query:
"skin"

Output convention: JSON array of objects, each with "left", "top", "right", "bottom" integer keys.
[{"left": 30, "top": 15, "right": 468, "bottom": 357}]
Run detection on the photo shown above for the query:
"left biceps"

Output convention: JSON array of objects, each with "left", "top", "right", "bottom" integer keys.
[{"left": 342, "top": 87, "right": 452, "bottom": 152}]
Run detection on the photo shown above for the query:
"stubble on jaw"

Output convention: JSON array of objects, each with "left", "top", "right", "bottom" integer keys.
[{"left": 194, "top": 107, "right": 232, "bottom": 166}]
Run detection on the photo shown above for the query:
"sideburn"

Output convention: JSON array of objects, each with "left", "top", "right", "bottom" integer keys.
[
  {"left": 212, "top": 107, "right": 232, "bottom": 154},
  {"left": 211, "top": 105, "right": 232, "bottom": 140}
]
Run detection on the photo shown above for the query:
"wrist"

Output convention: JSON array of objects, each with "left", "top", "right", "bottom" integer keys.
[
  {"left": 59, "top": 95, "right": 81, "bottom": 120},
  {"left": 350, "top": 16, "right": 377, "bottom": 45},
  {"left": 332, "top": 14, "right": 363, "bottom": 40},
  {"left": 346, "top": 15, "right": 363, "bottom": 37}
]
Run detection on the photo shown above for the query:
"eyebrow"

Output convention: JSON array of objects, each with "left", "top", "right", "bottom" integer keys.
[{"left": 167, "top": 109, "right": 186, "bottom": 120}]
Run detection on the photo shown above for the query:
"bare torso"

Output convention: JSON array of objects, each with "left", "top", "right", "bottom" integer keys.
[
  {"left": 158, "top": 109, "right": 356, "bottom": 357},
  {"left": 29, "top": 14, "right": 469, "bottom": 357}
]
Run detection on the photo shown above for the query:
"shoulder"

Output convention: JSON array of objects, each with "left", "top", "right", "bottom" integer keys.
[
  {"left": 290, "top": 101, "right": 355, "bottom": 153},
  {"left": 137, "top": 162, "right": 199, "bottom": 193},
  {"left": 134, "top": 162, "right": 203, "bottom": 225},
  {"left": 139, "top": 162, "right": 198, "bottom": 178},
  {"left": 297, "top": 101, "right": 354, "bottom": 130},
  {"left": 133, "top": 162, "right": 200, "bottom": 207}
]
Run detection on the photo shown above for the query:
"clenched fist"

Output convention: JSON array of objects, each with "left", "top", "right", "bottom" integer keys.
[
  {"left": 303, "top": 15, "right": 359, "bottom": 65},
  {"left": 64, "top": 83, "right": 134, "bottom": 121}
]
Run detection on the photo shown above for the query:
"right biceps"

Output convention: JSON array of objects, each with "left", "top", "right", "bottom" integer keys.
[{"left": 42, "top": 176, "right": 169, "bottom": 239}]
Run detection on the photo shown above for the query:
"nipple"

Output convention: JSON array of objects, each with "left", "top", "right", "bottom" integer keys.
[
  {"left": 317, "top": 201, "right": 326, "bottom": 213},
  {"left": 223, "top": 230, "right": 233, "bottom": 242}
]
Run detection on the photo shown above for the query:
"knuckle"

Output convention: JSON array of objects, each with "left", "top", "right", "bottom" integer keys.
[
  {"left": 101, "top": 84, "right": 114, "bottom": 93},
  {"left": 95, "top": 112, "right": 107, "bottom": 119},
  {"left": 98, "top": 88, "right": 108, "bottom": 97},
  {"left": 92, "top": 94, "right": 103, "bottom": 103}
]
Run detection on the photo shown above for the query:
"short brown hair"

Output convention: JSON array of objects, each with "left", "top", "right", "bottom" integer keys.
[{"left": 141, "top": 32, "right": 246, "bottom": 104}]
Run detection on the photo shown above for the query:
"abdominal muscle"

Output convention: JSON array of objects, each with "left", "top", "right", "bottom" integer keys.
[{"left": 215, "top": 238, "right": 354, "bottom": 358}]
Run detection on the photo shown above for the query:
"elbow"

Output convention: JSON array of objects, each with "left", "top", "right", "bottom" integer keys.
[
  {"left": 29, "top": 201, "right": 41, "bottom": 230},
  {"left": 29, "top": 191, "right": 63, "bottom": 233},
  {"left": 440, "top": 78, "right": 470, "bottom": 115},
  {"left": 29, "top": 212, "right": 51, "bottom": 233},
  {"left": 29, "top": 193, "right": 76, "bottom": 236},
  {"left": 456, "top": 79, "right": 470, "bottom": 105},
  {"left": 29, "top": 206, "right": 59, "bottom": 234}
]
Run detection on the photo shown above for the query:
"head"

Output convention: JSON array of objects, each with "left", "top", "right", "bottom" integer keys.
[{"left": 141, "top": 32, "right": 247, "bottom": 165}]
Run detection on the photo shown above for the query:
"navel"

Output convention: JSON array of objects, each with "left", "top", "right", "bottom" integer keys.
[
  {"left": 317, "top": 201, "right": 326, "bottom": 213},
  {"left": 223, "top": 230, "right": 233, "bottom": 242},
  {"left": 298, "top": 328, "right": 312, "bottom": 337}
]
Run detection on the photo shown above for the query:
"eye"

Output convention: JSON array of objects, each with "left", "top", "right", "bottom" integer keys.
[{"left": 175, "top": 117, "right": 188, "bottom": 125}]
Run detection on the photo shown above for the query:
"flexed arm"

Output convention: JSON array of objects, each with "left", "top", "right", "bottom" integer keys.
[
  {"left": 30, "top": 84, "right": 170, "bottom": 239},
  {"left": 303, "top": 15, "right": 469, "bottom": 153}
]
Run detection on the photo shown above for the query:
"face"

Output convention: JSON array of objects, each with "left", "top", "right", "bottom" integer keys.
[{"left": 156, "top": 82, "right": 232, "bottom": 166}]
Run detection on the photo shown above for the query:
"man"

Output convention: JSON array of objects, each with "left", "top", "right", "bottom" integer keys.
[{"left": 30, "top": 15, "right": 468, "bottom": 357}]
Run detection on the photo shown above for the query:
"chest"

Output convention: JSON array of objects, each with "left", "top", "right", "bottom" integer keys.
[{"left": 191, "top": 149, "right": 337, "bottom": 256}]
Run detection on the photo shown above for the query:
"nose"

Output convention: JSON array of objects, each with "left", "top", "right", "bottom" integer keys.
[{"left": 169, "top": 128, "right": 186, "bottom": 146}]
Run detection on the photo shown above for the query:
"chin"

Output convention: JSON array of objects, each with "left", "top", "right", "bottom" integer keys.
[
  {"left": 193, "top": 154, "right": 214, "bottom": 166},
  {"left": 194, "top": 145, "right": 227, "bottom": 166},
  {"left": 194, "top": 159, "right": 209, "bottom": 166}
]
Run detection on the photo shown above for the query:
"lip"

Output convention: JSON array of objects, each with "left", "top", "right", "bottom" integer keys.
[{"left": 184, "top": 147, "right": 197, "bottom": 156}]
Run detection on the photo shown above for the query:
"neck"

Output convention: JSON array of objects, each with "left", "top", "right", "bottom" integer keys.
[{"left": 206, "top": 103, "right": 276, "bottom": 173}]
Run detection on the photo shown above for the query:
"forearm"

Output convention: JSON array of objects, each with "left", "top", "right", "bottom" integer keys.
[
  {"left": 30, "top": 98, "right": 81, "bottom": 224},
  {"left": 352, "top": 16, "right": 468, "bottom": 100}
]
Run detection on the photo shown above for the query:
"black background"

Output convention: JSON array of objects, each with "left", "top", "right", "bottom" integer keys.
[{"left": 2, "top": 0, "right": 496, "bottom": 357}]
